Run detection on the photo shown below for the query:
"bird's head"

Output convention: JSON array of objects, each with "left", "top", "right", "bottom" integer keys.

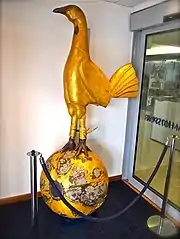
[{"left": 53, "top": 5, "right": 86, "bottom": 24}]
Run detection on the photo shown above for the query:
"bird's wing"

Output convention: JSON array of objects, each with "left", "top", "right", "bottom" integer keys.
[{"left": 79, "top": 59, "right": 111, "bottom": 107}]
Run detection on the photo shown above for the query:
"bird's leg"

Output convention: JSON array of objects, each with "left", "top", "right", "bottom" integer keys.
[
  {"left": 75, "top": 114, "right": 91, "bottom": 157},
  {"left": 61, "top": 115, "right": 77, "bottom": 152}
]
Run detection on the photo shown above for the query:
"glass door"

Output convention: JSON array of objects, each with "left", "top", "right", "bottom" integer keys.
[
  {"left": 134, "top": 28, "right": 180, "bottom": 209},
  {"left": 123, "top": 21, "right": 180, "bottom": 223}
]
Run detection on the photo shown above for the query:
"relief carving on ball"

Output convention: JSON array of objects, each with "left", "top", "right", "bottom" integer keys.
[{"left": 40, "top": 150, "right": 109, "bottom": 218}]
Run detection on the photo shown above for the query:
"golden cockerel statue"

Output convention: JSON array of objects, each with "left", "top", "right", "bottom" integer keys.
[{"left": 53, "top": 5, "right": 138, "bottom": 156}]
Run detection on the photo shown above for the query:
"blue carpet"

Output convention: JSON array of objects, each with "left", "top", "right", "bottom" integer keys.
[{"left": 0, "top": 181, "right": 179, "bottom": 239}]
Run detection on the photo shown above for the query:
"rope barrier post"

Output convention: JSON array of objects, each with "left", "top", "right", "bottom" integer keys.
[
  {"left": 27, "top": 150, "right": 40, "bottom": 236},
  {"left": 147, "top": 135, "right": 179, "bottom": 237}
]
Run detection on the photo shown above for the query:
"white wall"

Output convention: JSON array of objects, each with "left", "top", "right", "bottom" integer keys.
[{"left": 0, "top": 0, "right": 132, "bottom": 198}]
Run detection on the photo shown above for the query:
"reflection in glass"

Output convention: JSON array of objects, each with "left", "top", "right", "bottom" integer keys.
[{"left": 134, "top": 29, "right": 180, "bottom": 209}]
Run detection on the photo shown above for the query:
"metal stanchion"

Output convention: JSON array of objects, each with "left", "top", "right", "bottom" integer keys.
[
  {"left": 147, "top": 135, "right": 179, "bottom": 237},
  {"left": 27, "top": 150, "right": 41, "bottom": 236}
]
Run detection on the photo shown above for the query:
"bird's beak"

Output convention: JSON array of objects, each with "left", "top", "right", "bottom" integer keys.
[{"left": 52, "top": 6, "right": 68, "bottom": 15}]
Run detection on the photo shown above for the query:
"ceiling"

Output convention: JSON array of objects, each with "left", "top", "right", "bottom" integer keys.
[
  {"left": 60, "top": 0, "right": 166, "bottom": 8},
  {"left": 103, "top": 0, "right": 149, "bottom": 7}
]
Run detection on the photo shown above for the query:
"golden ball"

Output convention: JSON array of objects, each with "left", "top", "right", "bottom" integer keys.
[{"left": 40, "top": 150, "right": 109, "bottom": 219}]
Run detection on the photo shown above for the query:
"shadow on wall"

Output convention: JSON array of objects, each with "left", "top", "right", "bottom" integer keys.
[
  {"left": 85, "top": 99, "right": 123, "bottom": 176},
  {"left": 87, "top": 138, "right": 115, "bottom": 175}
]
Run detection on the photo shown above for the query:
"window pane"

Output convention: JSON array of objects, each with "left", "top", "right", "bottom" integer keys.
[{"left": 134, "top": 29, "right": 180, "bottom": 209}]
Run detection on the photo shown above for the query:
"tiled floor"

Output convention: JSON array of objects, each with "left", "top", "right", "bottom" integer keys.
[{"left": 136, "top": 162, "right": 180, "bottom": 207}]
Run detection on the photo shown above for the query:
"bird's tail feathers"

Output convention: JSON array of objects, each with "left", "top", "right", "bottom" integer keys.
[{"left": 110, "top": 63, "right": 138, "bottom": 98}]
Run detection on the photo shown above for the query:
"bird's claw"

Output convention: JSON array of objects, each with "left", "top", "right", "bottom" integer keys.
[
  {"left": 75, "top": 139, "right": 91, "bottom": 157},
  {"left": 60, "top": 137, "right": 76, "bottom": 153}
]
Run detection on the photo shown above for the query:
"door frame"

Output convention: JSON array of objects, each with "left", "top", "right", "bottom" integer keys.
[{"left": 122, "top": 20, "right": 180, "bottom": 222}]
